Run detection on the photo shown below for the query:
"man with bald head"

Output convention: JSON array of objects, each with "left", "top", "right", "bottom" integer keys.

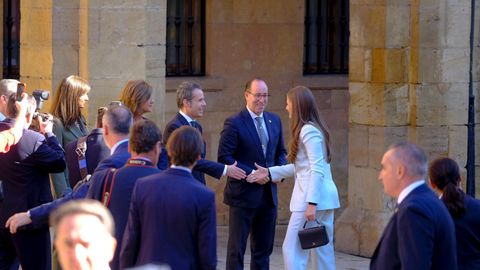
[{"left": 370, "top": 142, "right": 457, "bottom": 269}]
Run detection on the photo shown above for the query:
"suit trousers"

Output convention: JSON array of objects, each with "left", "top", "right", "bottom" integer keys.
[
  {"left": 282, "top": 210, "right": 335, "bottom": 270},
  {"left": 226, "top": 198, "right": 277, "bottom": 270},
  {"left": 0, "top": 228, "right": 51, "bottom": 270}
]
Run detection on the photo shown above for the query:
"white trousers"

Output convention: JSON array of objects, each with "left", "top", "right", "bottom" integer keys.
[{"left": 282, "top": 209, "right": 335, "bottom": 270}]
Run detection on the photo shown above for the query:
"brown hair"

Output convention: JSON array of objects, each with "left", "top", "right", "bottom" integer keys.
[
  {"left": 129, "top": 119, "right": 162, "bottom": 154},
  {"left": 7, "top": 94, "right": 36, "bottom": 118},
  {"left": 429, "top": 157, "right": 465, "bottom": 218},
  {"left": 119, "top": 80, "right": 153, "bottom": 119},
  {"left": 287, "top": 86, "right": 331, "bottom": 163},
  {"left": 166, "top": 126, "right": 202, "bottom": 167},
  {"left": 50, "top": 75, "right": 90, "bottom": 127}
]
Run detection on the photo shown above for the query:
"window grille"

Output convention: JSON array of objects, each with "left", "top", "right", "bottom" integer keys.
[
  {"left": 3, "top": 0, "right": 20, "bottom": 79},
  {"left": 166, "top": 0, "right": 205, "bottom": 76},
  {"left": 304, "top": 0, "right": 349, "bottom": 74}
]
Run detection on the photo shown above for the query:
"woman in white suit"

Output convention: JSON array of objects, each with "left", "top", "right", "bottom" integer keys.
[{"left": 248, "top": 86, "right": 340, "bottom": 270}]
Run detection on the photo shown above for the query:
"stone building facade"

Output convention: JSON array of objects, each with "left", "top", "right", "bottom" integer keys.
[
  {"left": 336, "top": 0, "right": 480, "bottom": 256},
  {"left": 2, "top": 0, "right": 479, "bottom": 257}
]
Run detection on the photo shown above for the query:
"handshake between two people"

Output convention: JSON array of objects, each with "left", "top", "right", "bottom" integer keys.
[{"left": 246, "top": 163, "right": 280, "bottom": 185}]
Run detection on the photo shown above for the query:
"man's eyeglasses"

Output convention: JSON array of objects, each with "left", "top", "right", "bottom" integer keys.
[
  {"left": 247, "top": 91, "right": 270, "bottom": 100},
  {"left": 109, "top": 101, "right": 123, "bottom": 107}
]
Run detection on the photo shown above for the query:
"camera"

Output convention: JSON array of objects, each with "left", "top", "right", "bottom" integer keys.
[
  {"left": 32, "top": 90, "right": 49, "bottom": 111},
  {"left": 33, "top": 112, "right": 50, "bottom": 122},
  {"left": 30, "top": 90, "right": 50, "bottom": 132}
]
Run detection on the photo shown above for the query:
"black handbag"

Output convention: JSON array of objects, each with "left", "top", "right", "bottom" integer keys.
[{"left": 298, "top": 219, "right": 329, "bottom": 249}]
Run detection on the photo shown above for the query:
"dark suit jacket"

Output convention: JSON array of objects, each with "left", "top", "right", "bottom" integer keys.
[
  {"left": 0, "top": 119, "right": 66, "bottom": 230},
  {"left": 218, "top": 108, "right": 287, "bottom": 208},
  {"left": 163, "top": 112, "right": 224, "bottom": 184},
  {"left": 87, "top": 159, "right": 160, "bottom": 270},
  {"left": 453, "top": 195, "right": 480, "bottom": 270},
  {"left": 29, "top": 140, "right": 130, "bottom": 227},
  {"left": 120, "top": 168, "right": 216, "bottom": 270},
  {"left": 86, "top": 140, "right": 131, "bottom": 199},
  {"left": 370, "top": 184, "right": 458, "bottom": 270},
  {"left": 94, "top": 140, "right": 130, "bottom": 172},
  {"left": 65, "top": 128, "right": 110, "bottom": 187}
]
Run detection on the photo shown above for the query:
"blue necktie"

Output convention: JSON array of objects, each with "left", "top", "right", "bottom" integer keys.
[
  {"left": 190, "top": 121, "right": 200, "bottom": 132},
  {"left": 190, "top": 121, "right": 205, "bottom": 155}
]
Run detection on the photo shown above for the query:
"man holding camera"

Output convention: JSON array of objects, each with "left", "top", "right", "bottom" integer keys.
[{"left": 0, "top": 94, "right": 66, "bottom": 270}]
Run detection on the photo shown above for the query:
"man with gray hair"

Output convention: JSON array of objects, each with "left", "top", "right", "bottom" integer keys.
[
  {"left": 370, "top": 142, "right": 457, "bottom": 269},
  {"left": 50, "top": 199, "right": 117, "bottom": 270},
  {"left": 0, "top": 79, "right": 19, "bottom": 121}
]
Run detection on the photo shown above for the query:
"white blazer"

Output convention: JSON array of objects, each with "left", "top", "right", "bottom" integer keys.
[{"left": 269, "top": 124, "right": 340, "bottom": 212}]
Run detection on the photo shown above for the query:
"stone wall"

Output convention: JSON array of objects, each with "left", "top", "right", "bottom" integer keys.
[
  {"left": 19, "top": 0, "right": 166, "bottom": 124},
  {"left": 85, "top": 0, "right": 166, "bottom": 125},
  {"left": 336, "top": 0, "right": 480, "bottom": 257},
  {"left": 21, "top": 0, "right": 54, "bottom": 95}
]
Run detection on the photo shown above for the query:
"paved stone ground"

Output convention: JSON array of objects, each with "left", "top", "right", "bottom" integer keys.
[{"left": 217, "top": 226, "right": 370, "bottom": 269}]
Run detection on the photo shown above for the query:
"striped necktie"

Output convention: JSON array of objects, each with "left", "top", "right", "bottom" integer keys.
[{"left": 255, "top": 116, "right": 268, "bottom": 156}]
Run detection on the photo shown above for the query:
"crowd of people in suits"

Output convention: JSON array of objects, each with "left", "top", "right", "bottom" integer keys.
[{"left": 0, "top": 75, "right": 478, "bottom": 270}]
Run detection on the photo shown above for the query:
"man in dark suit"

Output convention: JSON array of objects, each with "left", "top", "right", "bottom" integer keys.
[
  {"left": 163, "top": 81, "right": 245, "bottom": 185},
  {"left": 218, "top": 78, "right": 287, "bottom": 269},
  {"left": 87, "top": 119, "right": 162, "bottom": 270},
  {"left": 65, "top": 107, "right": 109, "bottom": 187},
  {"left": 0, "top": 95, "right": 66, "bottom": 270},
  {"left": 5, "top": 103, "right": 133, "bottom": 232},
  {"left": 370, "top": 142, "right": 457, "bottom": 270},
  {"left": 121, "top": 126, "right": 216, "bottom": 270}
]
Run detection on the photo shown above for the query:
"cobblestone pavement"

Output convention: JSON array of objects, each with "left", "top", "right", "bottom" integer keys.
[{"left": 217, "top": 226, "right": 370, "bottom": 270}]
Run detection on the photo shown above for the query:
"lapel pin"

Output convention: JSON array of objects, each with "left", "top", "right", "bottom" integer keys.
[{"left": 269, "top": 120, "right": 272, "bottom": 123}]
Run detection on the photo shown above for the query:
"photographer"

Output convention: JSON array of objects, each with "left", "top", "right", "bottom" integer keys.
[
  {"left": 0, "top": 93, "right": 29, "bottom": 153},
  {"left": 0, "top": 94, "right": 65, "bottom": 270}
]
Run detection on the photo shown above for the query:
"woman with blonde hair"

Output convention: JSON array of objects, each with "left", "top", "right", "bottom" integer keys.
[
  {"left": 50, "top": 75, "right": 90, "bottom": 198},
  {"left": 249, "top": 86, "right": 340, "bottom": 270},
  {"left": 118, "top": 79, "right": 168, "bottom": 170},
  {"left": 119, "top": 80, "right": 154, "bottom": 122}
]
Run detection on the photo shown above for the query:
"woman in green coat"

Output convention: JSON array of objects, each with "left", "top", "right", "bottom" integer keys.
[{"left": 50, "top": 75, "right": 91, "bottom": 198}]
